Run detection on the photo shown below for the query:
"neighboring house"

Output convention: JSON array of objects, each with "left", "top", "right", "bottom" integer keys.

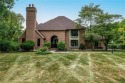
[
  {"left": 19, "top": 4, "right": 105, "bottom": 50},
  {"left": 19, "top": 4, "right": 85, "bottom": 50}
]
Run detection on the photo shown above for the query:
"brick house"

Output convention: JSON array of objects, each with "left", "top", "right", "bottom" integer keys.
[
  {"left": 19, "top": 4, "right": 85, "bottom": 50},
  {"left": 19, "top": 4, "right": 105, "bottom": 50}
]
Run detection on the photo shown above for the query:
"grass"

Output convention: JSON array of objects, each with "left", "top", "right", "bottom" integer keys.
[{"left": 0, "top": 52, "right": 125, "bottom": 83}]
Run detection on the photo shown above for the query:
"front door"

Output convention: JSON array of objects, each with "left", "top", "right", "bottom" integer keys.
[{"left": 51, "top": 36, "right": 58, "bottom": 48}]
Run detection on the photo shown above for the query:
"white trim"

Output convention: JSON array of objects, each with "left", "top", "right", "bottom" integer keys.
[
  {"left": 35, "top": 29, "right": 45, "bottom": 38},
  {"left": 69, "top": 30, "right": 79, "bottom": 48}
]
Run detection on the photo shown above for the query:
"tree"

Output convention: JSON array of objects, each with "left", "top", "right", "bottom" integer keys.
[
  {"left": 0, "top": 0, "right": 24, "bottom": 41},
  {"left": 77, "top": 3, "right": 122, "bottom": 50},
  {"left": 85, "top": 32, "right": 100, "bottom": 49},
  {"left": 0, "top": 0, "right": 15, "bottom": 21},
  {"left": 76, "top": 3, "right": 103, "bottom": 30},
  {"left": 0, "top": 11, "right": 24, "bottom": 41},
  {"left": 94, "top": 13, "right": 122, "bottom": 50},
  {"left": 117, "top": 19, "right": 125, "bottom": 45}
]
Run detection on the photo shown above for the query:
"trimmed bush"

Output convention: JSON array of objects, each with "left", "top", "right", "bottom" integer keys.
[
  {"left": 57, "top": 42, "right": 66, "bottom": 51},
  {"left": 79, "top": 43, "right": 85, "bottom": 50},
  {"left": 36, "top": 46, "right": 51, "bottom": 55},
  {"left": 43, "top": 42, "right": 51, "bottom": 49},
  {"left": 20, "top": 40, "right": 35, "bottom": 51},
  {"left": 0, "top": 40, "right": 10, "bottom": 52}
]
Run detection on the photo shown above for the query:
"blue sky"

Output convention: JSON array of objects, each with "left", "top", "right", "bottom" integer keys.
[{"left": 12, "top": 0, "right": 125, "bottom": 28}]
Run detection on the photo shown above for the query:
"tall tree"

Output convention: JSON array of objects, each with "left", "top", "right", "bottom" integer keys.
[
  {"left": 76, "top": 3, "right": 103, "bottom": 30},
  {"left": 117, "top": 19, "right": 125, "bottom": 45},
  {"left": 77, "top": 3, "right": 122, "bottom": 50},
  {"left": 0, "top": 0, "right": 24, "bottom": 41},
  {"left": 0, "top": 0, "right": 15, "bottom": 20},
  {"left": 93, "top": 13, "right": 122, "bottom": 50},
  {"left": 0, "top": 11, "right": 24, "bottom": 41}
]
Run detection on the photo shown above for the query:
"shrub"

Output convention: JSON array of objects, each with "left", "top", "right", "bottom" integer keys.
[
  {"left": 20, "top": 40, "right": 35, "bottom": 51},
  {"left": 36, "top": 46, "right": 51, "bottom": 55},
  {"left": 36, "top": 50, "right": 52, "bottom": 55},
  {"left": 111, "top": 44, "right": 117, "bottom": 49},
  {"left": 57, "top": 42, "right": 66, "bottom": 51},
  {"left": 108, "top": 44, "right": 117, "bottom": 49},
  {"left": 9, "top": 42, "right": 19, "bottom": 51},
  {"left": 40, "top": 46, "right": 48, "bottom": 52},
  {"left": 79, "top": 43, "right": 85, "bottom": 50},
  {"left": 43, "top": 42, "right": 51, "bottom": 49},
  {"left": 119, "top": 44, "right": 125, "bottom": 49},
  {"left": 0, "top": 40, "right": 10, "bottom": 52}
]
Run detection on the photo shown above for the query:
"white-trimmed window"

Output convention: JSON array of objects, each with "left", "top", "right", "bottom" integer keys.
[
  {"left": 69, "top": 30, "right": 79, "bottom": 47},
  {"left": 71, "top": 40, "right": 78, "bottom": 47}
]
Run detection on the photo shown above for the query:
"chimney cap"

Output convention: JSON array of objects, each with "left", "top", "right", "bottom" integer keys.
[
  {"left": 32, "top": 4, "right": 34, "bottom": 7},
  {"left": 29, "top": 4, "right": 31, "bottom": 7}
]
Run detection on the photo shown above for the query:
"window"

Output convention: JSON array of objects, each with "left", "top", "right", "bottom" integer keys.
[
  {"left": 22, "top": 38, "right": 25, "bottom": 43},
  {"left": 71, "top": 30, "right": 78, "bottom": 36},
  {"left": 71, "top": 40, "right": 78, "bottom": 47},
  {"left": 37, "top": 38, "right": 40, "bottom": 46},
  {"left": 69, "top": 30, "right": 79, "bottom": 47}
]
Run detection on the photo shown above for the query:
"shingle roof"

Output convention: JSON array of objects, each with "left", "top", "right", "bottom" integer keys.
[{"left": 36, "top": 16, "right": 84, "bottom": 30}]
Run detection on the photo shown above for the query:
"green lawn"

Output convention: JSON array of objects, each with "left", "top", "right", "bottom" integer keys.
[{"left": 0, "top": 52, "right": 125, "bottom": 83}]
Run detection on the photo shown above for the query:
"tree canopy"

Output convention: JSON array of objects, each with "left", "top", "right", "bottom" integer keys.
[
  {"left": 0, "top": 0, "right": 24, "bottom": 41},
  {"left": 77, "top": 3, "right": 123, "bottom": 50}
]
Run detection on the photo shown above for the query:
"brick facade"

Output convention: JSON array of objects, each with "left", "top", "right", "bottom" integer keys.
[{"left": 19, "top": 4, "right": 105, "bottom": 50}]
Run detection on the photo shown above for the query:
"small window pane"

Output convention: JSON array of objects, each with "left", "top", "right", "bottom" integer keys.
[
  {"left": 71, "top": 30, "right": 78, "bottom": 36},
  {"left": 71, "top": 40, "right": 78, "bottom": 47},
  {"left": 37, "top": 38, "right": 40, "bottom": 46}
]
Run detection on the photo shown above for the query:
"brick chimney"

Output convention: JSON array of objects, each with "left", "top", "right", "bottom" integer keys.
[{"left": 26, "top": 4, "right": 37, "bottom": 42}]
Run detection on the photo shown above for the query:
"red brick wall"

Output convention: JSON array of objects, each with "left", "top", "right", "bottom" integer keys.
[
  {"left": 34, "top": 31, "right": 44, "bottom": 49},
  {"left": 79, "top": 29, "right": 85, "bottom": 45},
  {"left": 65, "top": 30, "right": 69, "bottom": 49},
  {"left": 98, "top": 40, "right": 105, "bottom": 49},
  {"left": 40, "top": 30, "right": 66, "bottom": 42}
]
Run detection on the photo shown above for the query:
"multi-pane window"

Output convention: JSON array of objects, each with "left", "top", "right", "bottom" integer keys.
[
  {"left": 71, "top": 40, "right": 78, "bottom": 47},
  {"left": 37, "top": 38, "right": 40, "bottom": 46},
  {"left": 71, "top": 30, "right": 78, "bottom": 36},
  {"left": 70, "top": 30, "right": 79, "bottom": 47}
]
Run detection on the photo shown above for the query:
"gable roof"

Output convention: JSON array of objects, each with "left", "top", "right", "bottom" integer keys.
[{"left": 36, "top": 16, "right": 84, "bottom": 30}]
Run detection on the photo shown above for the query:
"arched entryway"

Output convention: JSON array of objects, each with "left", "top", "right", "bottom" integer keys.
[{"left": 51, "top": 36, "right": 58, "bottom": 48}]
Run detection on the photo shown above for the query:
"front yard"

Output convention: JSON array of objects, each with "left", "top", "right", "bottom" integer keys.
[{"left": 0, "top": 52, "right": 125, "bottom": 83}]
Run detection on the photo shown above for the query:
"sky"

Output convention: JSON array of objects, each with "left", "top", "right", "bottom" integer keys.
[{"left": 12, "top": 0, "right": 125, "bottom": 28}]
